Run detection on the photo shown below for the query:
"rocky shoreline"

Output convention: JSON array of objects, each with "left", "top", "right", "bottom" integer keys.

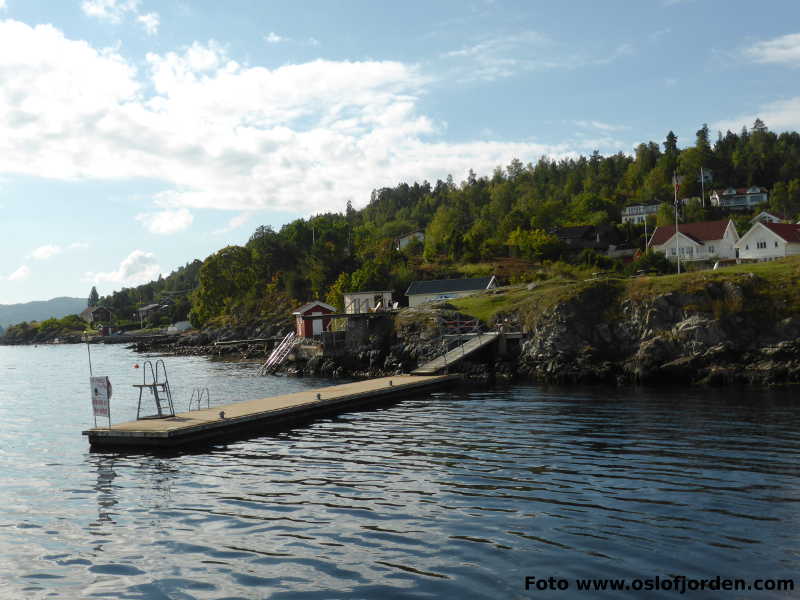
[
  {"left": 145, "top": 275, "right": 800, "bottom": 387},
  {"left": 6, "top": 274, "right": 799, "bottom": 387},
  {"left": 516, "top": 276, "right": 800, "bottom": 387}
]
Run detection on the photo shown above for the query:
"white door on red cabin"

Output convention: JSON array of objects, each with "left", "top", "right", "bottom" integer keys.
[{"left": 312, "top": 312, "right": 323, "bottom": 335}]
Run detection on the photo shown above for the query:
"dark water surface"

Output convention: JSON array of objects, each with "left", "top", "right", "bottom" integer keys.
[{"left": 1, "top": 344, "right": 799, "bottom": 598}]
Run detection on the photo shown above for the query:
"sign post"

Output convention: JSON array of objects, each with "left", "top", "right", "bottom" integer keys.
[{"left": 91, "top": 376, "right": 112, "bottom": 428}]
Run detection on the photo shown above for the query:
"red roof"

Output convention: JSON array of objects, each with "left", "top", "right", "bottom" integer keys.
[
  {"left": 649, "top": 219, "right": 731, "bottom": 246},
  {"left": 762, "top": 222, "right": 800, "bottom": 243},
  {"left": 292, "top": 301, "right": 336, "bottom": 315}
]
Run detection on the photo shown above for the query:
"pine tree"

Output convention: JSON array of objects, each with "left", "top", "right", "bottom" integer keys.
[{"left": 88, "top": 286, "right": 99, "bottom": 307}]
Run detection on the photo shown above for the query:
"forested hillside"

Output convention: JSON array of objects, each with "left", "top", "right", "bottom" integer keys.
[
  {"left": 81, "top": 120, "right": 800, "bottom": 329},
  {"left": 0, "top": 297, "right": 87, "bottom": 329}
]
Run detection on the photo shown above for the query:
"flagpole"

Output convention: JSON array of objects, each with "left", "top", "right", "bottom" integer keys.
[
  {"left": 674, "top": 171, "right": 681, "bottom": 275},
  {"left": 700, "top": 166, "right": 706, "bottom": 209}
]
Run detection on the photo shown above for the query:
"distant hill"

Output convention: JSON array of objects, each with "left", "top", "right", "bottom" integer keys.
[{"left": 0, "top": 297, "right": 87, "bottom": 329}]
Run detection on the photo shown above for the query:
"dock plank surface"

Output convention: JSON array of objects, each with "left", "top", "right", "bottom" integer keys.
[{"left": 83, "top": 374, "right": 458, "bottom": 449}]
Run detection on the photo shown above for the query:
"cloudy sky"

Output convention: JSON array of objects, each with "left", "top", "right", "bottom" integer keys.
[{"left": 1, "top": 0, "right": 799, "bottom": 304}]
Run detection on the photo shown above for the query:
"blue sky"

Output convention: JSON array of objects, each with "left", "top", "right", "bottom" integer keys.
[{"left": 1, "top": 0, "right": 800, "bottom": 304}]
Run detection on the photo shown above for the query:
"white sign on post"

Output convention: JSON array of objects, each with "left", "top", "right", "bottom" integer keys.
[{"left": 90, "top": 376, "right": 112, "bottom": 423}]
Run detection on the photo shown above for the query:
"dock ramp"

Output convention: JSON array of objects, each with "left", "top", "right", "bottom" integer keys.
[{"left": 411, "top": 332, "right": 499, "bottom": 375}]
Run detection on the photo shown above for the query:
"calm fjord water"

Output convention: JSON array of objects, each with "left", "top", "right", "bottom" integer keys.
[{"left": 0, "top": 344, "right": 799, "bottom": 598}]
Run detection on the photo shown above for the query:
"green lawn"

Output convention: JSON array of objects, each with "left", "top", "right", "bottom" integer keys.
[{"left": 449, "top": 256, "right": 800, "bottom": 326}]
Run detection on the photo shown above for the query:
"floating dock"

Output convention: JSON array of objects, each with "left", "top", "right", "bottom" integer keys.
[{"left": 83, "top": 374, "right": 459, "bottom": 450}]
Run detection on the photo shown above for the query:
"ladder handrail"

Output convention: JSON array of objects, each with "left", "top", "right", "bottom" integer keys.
[
  {"left": 188, "top": 387, "right": 211, "bottom": 410},
  {"left": 258, "top": 332, "right": 296, "bottom": 375},
  {"left": 136, "top": 359, "right": 176, "bottom": 419}
]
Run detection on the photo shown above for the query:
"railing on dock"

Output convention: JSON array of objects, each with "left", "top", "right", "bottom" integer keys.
[
  {"left": 188, "top": 387, "right": 211, "bottom": 411},
  {"left": 411, "top": 318, "right": 499, "bottom": 375},
  {"left": 258, "top": 332, "right": 297, "bottom": 375}
]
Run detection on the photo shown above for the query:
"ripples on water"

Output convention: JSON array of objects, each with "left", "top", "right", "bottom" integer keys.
[{"left": 0, "top": 345, "right": 799, "bottom": 598}]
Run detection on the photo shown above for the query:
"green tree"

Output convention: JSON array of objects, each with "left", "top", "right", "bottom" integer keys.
[
  {"left": 325, "top": 272, "right": 352, "bottom": 311},
  {"left": 88, "top": 286, "right": 99, "bottom": 307},
  {"left": 683, "top": 198, "right": 708, "bottom": 223},
  {"left": 770, "top": 181, "right": 789, "bottom": 216},
  {"left": 661, "top": 130, "right": 679, "bottom": 175},
  {"left": 190, "top": 245, "right": 255, "bottom": 326},
  {"left": 656, "top": 202, "right": 677, "bottom": 226},
  {"left": 423, "top": 204, "right": 460, "bottom": 260},
  {"left": 506, "top": 228, "right": 563, "bottom": 261}
]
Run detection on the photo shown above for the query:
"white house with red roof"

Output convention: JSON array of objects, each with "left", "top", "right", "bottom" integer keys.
[
  {"left": 648, "top": 219, "right": 739, "bottom": 261},
  {"left": 735, "top": 222, "right": 800, "bottom": 261}
]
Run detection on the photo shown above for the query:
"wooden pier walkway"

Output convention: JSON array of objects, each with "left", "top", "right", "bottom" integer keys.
[
  {"left": 83, "top": 374, "right": 458, "bottom": 450},
  {"left": 411, "top": 332, "right": 499, "bottom": 375}
]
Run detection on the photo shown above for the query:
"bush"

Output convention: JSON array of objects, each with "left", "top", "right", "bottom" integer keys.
[
  {"left": 576, "top": 249, "right": 621, "bottom": 271},
  {"left": 625, "top": 250, "right": 672, "bottom": 276}
]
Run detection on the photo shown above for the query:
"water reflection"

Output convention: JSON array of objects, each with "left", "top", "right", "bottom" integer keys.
[
  {"left": 92, "top": 457, "right": 118, "bottom": 524},
  {"left": 2, "top": 345, "right": 800, "bottom": 597}
]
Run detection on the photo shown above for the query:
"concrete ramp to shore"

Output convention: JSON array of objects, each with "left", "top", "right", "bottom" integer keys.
[{"left": 411, "top": 332, "right": 499, "bottom": 375}]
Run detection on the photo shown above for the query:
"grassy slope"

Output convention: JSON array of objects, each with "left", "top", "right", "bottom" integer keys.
[{"left": 449, "top": 256, "right": 800, "bottom": 328}]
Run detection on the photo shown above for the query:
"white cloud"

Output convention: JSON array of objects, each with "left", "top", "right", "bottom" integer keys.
[
  {"left": 135, "top": 208, "right": 194, "bottom": 234},
  {"left": 0, "top": 21, "right": 598, "bottom": 221},
  {"left": 28, "top": 242, "right": 89, "bottom": 261},
  {"left": 442, "top": 32, "right": 633, "bottom": 82},
  {"left": 30, "top": 244, "right": 63, "bottom": 260},
  {"left": 649, "top": 28, "right": 671, "bottom": 41},
  {"left": 713, "top": 97, "right": 800, "bottom": 133},
  {"left": 264, "top": 32, "right": 320, "bottom": 47},
  {"left": 85, "top": 249, "right": 161, "bottom": 285},
  {"left": 137, "top": 12, "right": 159, "bottom": 35},
  {"left": 265, "top": 32, "right": 286, "bottom": 44},
  {"left": 0, "top": 1, "right": 7, "bottom": 11},
  {"left": 7, "top": 265, "right": 30, "bottom": 281},
  {"left": 574, "top": 120, "right": 628, "bottom": 132},
  {"left": 81, "top": 0, "right": 139, "bottom": 23},
  {"left": 745, "top": 33, "right": 800, "bottom": 65},
  {"left": 213, "top": 212, "right": 252, "bottom": 234},
  {"left": 82, "top": 0, "right": 159, "bottom": 35}
]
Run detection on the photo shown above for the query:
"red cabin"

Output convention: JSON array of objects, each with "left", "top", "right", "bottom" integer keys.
[{"left": 292, "top": 301, "right": 336, "bottom": 338}]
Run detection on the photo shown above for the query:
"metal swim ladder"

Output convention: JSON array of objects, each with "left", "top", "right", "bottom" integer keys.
[
  {"left": 135, "top": 359, "right": 176, "bottom": 419},
  {"left": 258, "top": 332, "right": 296, "bottom": 375}
]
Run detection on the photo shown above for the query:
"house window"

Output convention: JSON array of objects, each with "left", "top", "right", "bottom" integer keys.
[
  {"left": 708, "top": 245, "right": 715, "bottom": 253},
  {"left": 775, "top": 241, "right": 779, "bottom": 247},
  {"left": 745, "top": 244, "right": 749, "bottom": 250},
  {"left": 757, "top": 240, "right": 766, "bottom": 249},
  {"left": 670, "top": 247, "right": 677, "bottom": 256}
]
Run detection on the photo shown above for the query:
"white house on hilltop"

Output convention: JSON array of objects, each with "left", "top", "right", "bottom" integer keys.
[
  {"left": 735, "top": 222, "right": 800, "bottom": 261},
  {"left": 621, "top": 202, "right": 661, "bottom": 224},
  {"left": 709, "top": 187, "right": 768, "bottom": 211},
  {"left": 648, "top": 219, "right": 739, "bottom": 261}
]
